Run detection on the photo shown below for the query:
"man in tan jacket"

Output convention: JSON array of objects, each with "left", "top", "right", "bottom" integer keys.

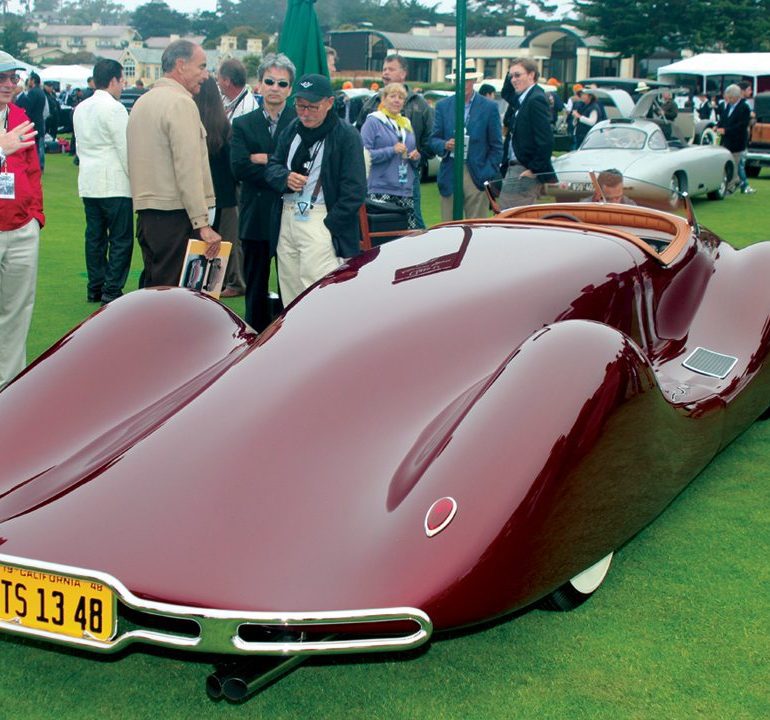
[{"left": 127, "top": 40, "right": 220, "bottom": 287}]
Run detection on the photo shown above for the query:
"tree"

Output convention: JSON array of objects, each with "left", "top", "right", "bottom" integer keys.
[
  {"left": 466, "top": 0, "right": 558, "bottom": 37},
  {"left": 33, "top": 0, "right": 59, "bottom": 12},
  {"left": 576, "top": 0, "right": 770, "bottom": 62},
  {"left": 575, "top": 0, "right": 667, "bottom": 61},
  {"left": 699, "top": 0, "right": 770, "bottom": 52},
  {"left": 58, "top": 50, "right": 98, "bottom": 64},
  {"left": 0, "top": 16, "right": 36, "bottom": 60},
  {"left": 190, "top": 10, "right": 229, "bottom": 41},
  {"left": 218, "top": 0, "right": 286, "bottom": 35},
  {"left": 243, "top": 53, "right": 261, "bottom": 77},
  {"left": 131, "top": 2, "right": 191, "bottom": 40},
  {"left": 61, "top": 0, "right": 129, "bottom": 25}
]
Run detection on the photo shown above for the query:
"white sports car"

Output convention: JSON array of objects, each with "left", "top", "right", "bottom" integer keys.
[{"left": 553, "top": 118, "right": 735, "bottom": 201}]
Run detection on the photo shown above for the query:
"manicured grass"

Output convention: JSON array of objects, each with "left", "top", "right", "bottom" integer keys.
[{"left": 2, "top": 155, "right": 769, "bottom": 719}]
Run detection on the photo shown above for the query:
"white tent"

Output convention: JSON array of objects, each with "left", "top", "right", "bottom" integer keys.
[
  {"left": 657, "top": 53, "right": 770, "bottom": 93},
  {"left": 38, "top": 64, "right": 93, "bottom": 89}
]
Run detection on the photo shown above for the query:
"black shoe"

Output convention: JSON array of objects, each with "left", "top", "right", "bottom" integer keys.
[{"left": 87, "top": 293, "right": 102, "bottom": 303}]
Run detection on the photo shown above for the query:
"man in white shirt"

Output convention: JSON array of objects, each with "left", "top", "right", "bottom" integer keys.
[
  {"left": 218, "top": 59, "right": 259, "bottom": 122},
  {"left": 73, "top": 59, "right": 133, "bottom": 303}
]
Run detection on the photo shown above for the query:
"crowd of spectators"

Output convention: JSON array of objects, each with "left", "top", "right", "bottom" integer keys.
[{"left": 0, "top": 43, "right": 761, "bottom": 390}]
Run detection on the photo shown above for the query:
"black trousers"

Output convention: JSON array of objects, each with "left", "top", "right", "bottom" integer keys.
[
  {"left": 136, "top": 209, "right": 193, "bottom": 288},
  {"left": 242, "top": 240, "right": 273, "bottom": 332},
  {"left": 83, "top": 196, "right": 133, "bottom": 301}
]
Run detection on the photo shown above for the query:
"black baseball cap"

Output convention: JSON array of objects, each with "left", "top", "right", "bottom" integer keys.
[{"left": 294, "top": 74, "right": 333, "bottom": 102}]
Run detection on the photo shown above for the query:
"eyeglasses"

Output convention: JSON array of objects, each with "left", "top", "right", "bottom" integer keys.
[
  {"left": 0, "top": 73, "right": 20, "bottom": 85},
  {"left": 295, "top": 101, "right": 323, "bottom": 113},
  {"left": 510, "top": 72, "right": 528, "bottom": 79},
  {"left": 263, "top": 78, "right": 290, "bottom": 88}
]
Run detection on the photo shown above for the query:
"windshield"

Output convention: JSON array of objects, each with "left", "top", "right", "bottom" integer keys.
[
  {"left": 484, "top": 171, "right": 690, "bottom": 215},
  {"left": 581, "top": 126, "right": 648, "bottom": 150},
  {"left": 481, "top": 171, "right": 695, "bottom": 263}
]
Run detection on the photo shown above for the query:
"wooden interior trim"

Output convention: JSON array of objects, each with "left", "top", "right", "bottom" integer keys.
[
  {"left": 359, "top": 204, "right": 422, "bottom": 250},
  {"left": 451, "top": 203, "right": 692, "bottom": 265}
]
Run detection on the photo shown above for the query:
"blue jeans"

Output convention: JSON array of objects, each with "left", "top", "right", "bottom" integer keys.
[{"left": 737, "top": 150, "right": 748, "bottom": 189}]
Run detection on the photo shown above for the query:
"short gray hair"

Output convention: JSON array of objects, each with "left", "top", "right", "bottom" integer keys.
[
  {"left": 162, "top": 40, "right": 197, "bottom": 74},
  {"left": 724, "top": 83, "right": 741, "bottom": 100},
  {"left": 258, "top": 53, "right": 296, "bottom": 85}
]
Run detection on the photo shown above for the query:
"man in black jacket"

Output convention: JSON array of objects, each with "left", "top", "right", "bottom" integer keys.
[
  {"left": 43, "top": 81, "right": 60, "bottom": 140},
  {"left": 717, "top": 84, "right": 755, "bottom": 194},
  {"left": 265, "top": 74, "right": 366, "bottom": 306},
  {"left": 20, "top": 73, "right": 47, "bottom": 171},
  {"left": 500, "top": 58, "right": 555, "bottom": 208},
  {"left": 231, "top": 53, "right": 297, "bottom": 331}
]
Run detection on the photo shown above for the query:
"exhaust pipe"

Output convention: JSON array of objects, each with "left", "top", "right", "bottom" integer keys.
[
  {"left": 222, "top": 655, "right": 307, "bottom": 701},
  {"left": 206, "top": 633, "right": 336, "bottom": 701},
  {"left": 206, "top": 655, "right": 307, "bottom": 702}
]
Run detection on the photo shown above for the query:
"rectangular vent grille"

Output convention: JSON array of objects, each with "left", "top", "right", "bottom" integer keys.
[{"left": 682, "top": 347, "right": 737, "bottom": 379}]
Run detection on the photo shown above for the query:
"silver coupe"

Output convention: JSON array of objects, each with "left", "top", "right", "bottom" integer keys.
[{"left": 553, "top": 118, "right": 735, "bottom": 201}]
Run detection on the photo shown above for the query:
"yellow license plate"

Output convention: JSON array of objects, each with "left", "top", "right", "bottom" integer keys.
[{"left": 0, "top": 563, "right": 115, "bottom": 642}]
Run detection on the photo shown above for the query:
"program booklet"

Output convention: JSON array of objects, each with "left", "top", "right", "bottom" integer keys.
[{"left": 178, "top": 239, "right": 232, "bottom": 299}]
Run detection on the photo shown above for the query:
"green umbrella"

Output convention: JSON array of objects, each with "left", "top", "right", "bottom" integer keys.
[{"left": 278, "top": 0, "right": 329, "bottom": 78}]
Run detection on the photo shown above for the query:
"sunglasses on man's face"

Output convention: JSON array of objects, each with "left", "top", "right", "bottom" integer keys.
[
  {"left": 263, "top": 78, "right": 290, "bottom": 88},
  {"left": 0, "top": 73, "right": 20, "bottom": 84}
]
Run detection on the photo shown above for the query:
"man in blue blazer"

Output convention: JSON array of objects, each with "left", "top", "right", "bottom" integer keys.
[
  {"left": 430, "top": 65, "right": 502, "bottom": 221},
  {"left": 500, "top": 57, "right": 555, "bottom": 208}
]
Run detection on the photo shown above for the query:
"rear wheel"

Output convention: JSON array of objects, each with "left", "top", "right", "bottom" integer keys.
[
  {"left": 699, "top": 128, "right": 718, "bottom": 145},
  {"left": 707, "top": 165, "right": 730, "bottom": 200},
  {"left": 541, "top": 552, "right": 614, "bottom": 611},
  {"left": 669, "top": 172, "right": 687, "bottom": 202}
]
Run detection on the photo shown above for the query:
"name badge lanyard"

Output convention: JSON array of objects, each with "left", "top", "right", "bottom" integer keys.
[
  {"left": 0, "top": 110, "right": 16, "bottom": 200},
  {"left": 297, "top": 140, "right": 323, "bottom": 215},
  {"left": 388, "top": 119, "right": 410, "bottom": 184}
]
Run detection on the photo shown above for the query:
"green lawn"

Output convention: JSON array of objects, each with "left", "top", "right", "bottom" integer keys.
[{"left": 2, "top": 154, "right": 769, "bottom": 719}]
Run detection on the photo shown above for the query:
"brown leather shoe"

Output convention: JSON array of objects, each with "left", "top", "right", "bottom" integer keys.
[{"left": 220, "top": 287, "right": 244, "bottom": 298}]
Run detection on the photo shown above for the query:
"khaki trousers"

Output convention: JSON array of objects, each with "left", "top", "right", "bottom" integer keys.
[
  {"left": 0, "top": 218, "right": 40, "bottom": 389},
  {"left": 440, "top": 165, "right": 490, "bottom": 221},
  {"left": 277, "top": 204, "right": 341, "bottom": 306}
]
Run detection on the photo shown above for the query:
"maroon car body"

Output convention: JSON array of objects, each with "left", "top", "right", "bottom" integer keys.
[{"left": 1, "top": 199, "right": 769, "bottom": 663}]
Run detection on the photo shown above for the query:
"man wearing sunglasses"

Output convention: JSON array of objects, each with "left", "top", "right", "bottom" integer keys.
[
  {"left": 265, "top": 73, "right": 366, "bottom": 306},
  {"left": 230, "top": 53, "right": 297, "bottom": 331},
  {"left": 499, "top": 57, "right": 555, "bottom": 208},
  {"left": 0, "top": 51, "right": 45, "bottom": 390}
]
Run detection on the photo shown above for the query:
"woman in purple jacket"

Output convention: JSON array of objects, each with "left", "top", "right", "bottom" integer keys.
[{"left": 360, "top": 83, "right": 421, "bottom": 229}]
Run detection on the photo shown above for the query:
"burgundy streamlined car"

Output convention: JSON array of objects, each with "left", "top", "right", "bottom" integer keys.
[{"left": 1, "top": 183, "right": 769, "bottom": 700}]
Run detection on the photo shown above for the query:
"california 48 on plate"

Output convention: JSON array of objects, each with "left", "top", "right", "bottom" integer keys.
[{"left": 1, "top": 561, "right": 115, "bottom": 642}]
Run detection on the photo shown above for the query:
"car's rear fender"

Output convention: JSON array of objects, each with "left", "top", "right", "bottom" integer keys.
[{"left": 403, "top": 319, "right": 721, "bottom": 629}]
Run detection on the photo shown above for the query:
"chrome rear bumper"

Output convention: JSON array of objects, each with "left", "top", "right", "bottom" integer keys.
[{"left": 0, "top": 553, "right": 432, "bottom": 656}]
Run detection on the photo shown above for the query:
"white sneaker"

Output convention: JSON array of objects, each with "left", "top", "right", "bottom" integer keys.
[{"left": 742, "top": 186, "right": 757, "bottom": 194}]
